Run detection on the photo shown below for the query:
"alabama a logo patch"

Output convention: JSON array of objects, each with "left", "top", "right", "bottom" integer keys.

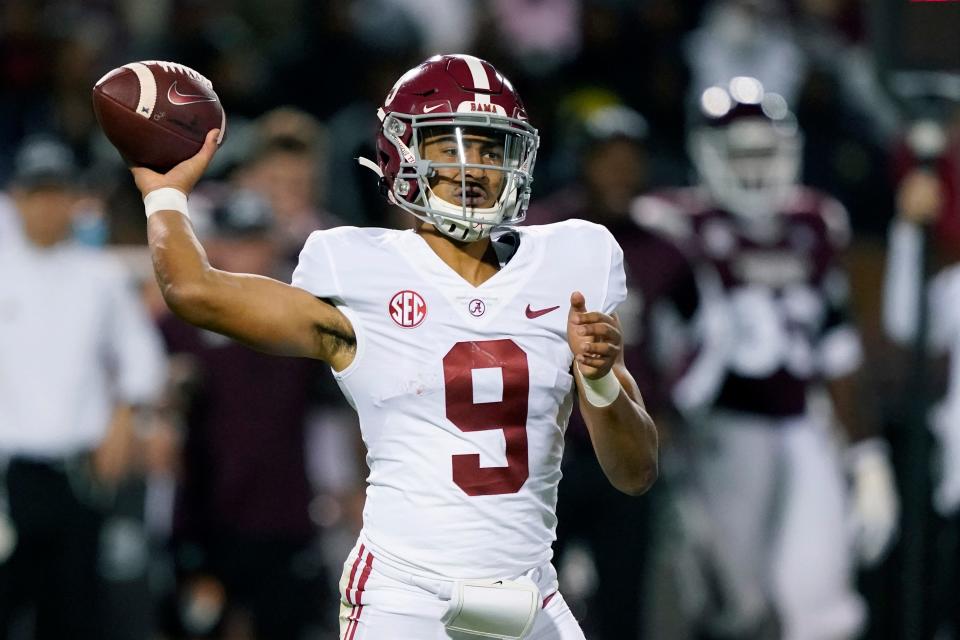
[
  {"left": 389, "top": 290, "right": 427, "bottom": 328},
  {"left": 468, "top": 298, "right": 486, "bottom": 317}
]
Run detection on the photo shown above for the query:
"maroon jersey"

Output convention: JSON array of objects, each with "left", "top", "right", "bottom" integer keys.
[
  {"left": 160, "top": 315, "right": 326, "bottom": 541},
  {"left": 633, "top": 186, "right": 863, "bottom": 418},
  {"left": 615, "top": 219, "right": 702, "bottom": 416}
]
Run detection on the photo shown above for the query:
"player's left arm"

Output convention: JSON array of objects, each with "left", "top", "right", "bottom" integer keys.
[
  {"left": 818, "top": 202, "right": 899, "bottom": 564},
  {"left": 568, "top": 292, "right": 658, "bottom": 496}
]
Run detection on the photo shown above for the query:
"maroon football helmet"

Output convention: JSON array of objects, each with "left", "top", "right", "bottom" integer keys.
[
  {"left": 359, "top": 54, "right": 539, "bottom": 242},
  {"left": 689, "top": 76, "right": 801, "bottom": 220}
]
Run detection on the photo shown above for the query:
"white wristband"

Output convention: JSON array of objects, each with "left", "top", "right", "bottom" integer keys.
[
  {"left": 143, "top": 187, "right": 189, "bottom": 219},
  {"left": 576, "top": 364, "right": 622, "bottom": 407}
]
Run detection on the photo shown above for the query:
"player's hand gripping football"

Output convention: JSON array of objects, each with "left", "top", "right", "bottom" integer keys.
[
  {"left": 567, "top": 291, "right": 622, "bottom": 379},
  {"left": 130, "top": 128, "right": 221, "bottom": 198}
]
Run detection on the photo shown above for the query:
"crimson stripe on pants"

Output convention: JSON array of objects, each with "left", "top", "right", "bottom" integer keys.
[
  {"left": 346, "top": 604, "right": 364, "bottom": 640},
  {"left": 354, "top": 551, "right": 374, "bottom": 605},
  {"left": 344, "top": 544, "right": 366, "bottom": 605}
]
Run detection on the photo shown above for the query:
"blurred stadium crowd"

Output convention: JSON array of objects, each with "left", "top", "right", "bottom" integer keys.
[{"left": 2, "top": 0, "right": 960, "bottom": 638}]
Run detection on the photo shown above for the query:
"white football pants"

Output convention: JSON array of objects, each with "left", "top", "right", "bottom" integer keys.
[
  {"left": 681, "top": 411, "right": 866, "bottom": 640},
  {"left": 336, "top": 538, "right": 586, "bottom": 640}
]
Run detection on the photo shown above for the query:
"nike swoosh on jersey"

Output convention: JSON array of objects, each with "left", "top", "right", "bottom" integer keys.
[
  {"left": 525, "top": 304, "right": 560, "bottom": 319},
  {"left": 167, "top": 81, "right": 216, "bottom": 106}
]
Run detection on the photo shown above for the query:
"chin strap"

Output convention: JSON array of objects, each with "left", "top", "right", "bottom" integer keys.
[
  {"left": 357, "top": 157, "right": 397, "bottom": 204},
  {"left": 357, "top": 156, "right": 383, "bottom": 178}
]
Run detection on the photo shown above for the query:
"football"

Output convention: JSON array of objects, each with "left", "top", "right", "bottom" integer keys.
[{"left": 92, "top": 60, "right": 226, "bottom": 172}]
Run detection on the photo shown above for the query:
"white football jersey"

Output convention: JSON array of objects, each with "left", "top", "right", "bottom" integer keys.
[{"left": 292, "top": 220, "right": 625, "bottom": 579}]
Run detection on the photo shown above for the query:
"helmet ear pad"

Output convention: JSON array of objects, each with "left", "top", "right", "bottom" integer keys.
[{"left": 376, "top": 122, "right": 422, "bottom": 205}]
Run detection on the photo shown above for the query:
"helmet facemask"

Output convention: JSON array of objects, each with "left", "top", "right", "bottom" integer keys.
[
  {"left": 690, "top": 81, "right": 802, "bottom": 221},
  {"left": 692, "top": 119, "right": 801, "bottom": 220},
  {"left": 382, "top": 112, "right": 538, "bottom": 242}
]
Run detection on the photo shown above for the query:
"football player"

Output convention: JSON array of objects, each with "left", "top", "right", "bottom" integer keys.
[
  {"left": 129, "top": 54, "right": 658, "bottom": 639},
  {"left": 633, "top": 77, "right": 899, "bottom": 639}
]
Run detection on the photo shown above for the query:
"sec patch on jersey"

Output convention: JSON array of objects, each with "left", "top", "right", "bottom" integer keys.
[{"left": 92, "top": 60, "right": 226, "bottom": 172}]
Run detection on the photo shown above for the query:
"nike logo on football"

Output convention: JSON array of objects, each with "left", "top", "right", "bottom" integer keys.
[
  {"left": 525, "top": 304, "right": 560, "bottom": 319},
  {"left": 167, "top": 81, "right": 216, "bottom": 106},
  {"left": 422, "top": 103, "right": 446, "bottom": 113}
]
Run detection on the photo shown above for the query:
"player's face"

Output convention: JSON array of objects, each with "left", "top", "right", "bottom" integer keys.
[{"left": 420, "top": 130, "right": 507, "bottom": 210}]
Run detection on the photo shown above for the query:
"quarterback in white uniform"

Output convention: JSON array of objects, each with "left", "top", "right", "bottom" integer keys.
[{"left": 129, "top": 54, "right": 658, "bottom": 640}]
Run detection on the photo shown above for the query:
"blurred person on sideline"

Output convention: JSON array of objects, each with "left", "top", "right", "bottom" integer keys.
[
  {"left": 234, "top": 108, "right": 341, "bottom": 270},
  {"left": 634, "top": 78, "right": 899, "bottom": 639},
  {"left": 128, "top": 53, "right": 658, "bottom": 639},
  {"left": 0, "top": 136, "right": 166, "bottom": 639},
  {"left": 156, "top": 190, "right": 333, "bottom": 639},
  {"left": 883, "top": 122, "right": 960, "bottom": 517},
  {"left": 882, "top": 114, "right": 960, "bottom": 637},
  {"left": 528, "top": 100, "right": 704, "bottom": 639}
]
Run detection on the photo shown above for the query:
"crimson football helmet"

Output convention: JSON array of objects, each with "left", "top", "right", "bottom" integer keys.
[
  {"left": 689, "top": 76, "right": 801, "bottom": 220},
  {"left": 359, "top": 54, "right": 539, "bottom": 242}
]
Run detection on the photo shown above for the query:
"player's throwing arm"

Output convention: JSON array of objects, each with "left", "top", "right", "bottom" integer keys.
[
  {"left": 138, "top": 133, "right": 353, "bottom": 367},
  {"left": 93, "top": 61, "right": 353, "bottom": 367}
]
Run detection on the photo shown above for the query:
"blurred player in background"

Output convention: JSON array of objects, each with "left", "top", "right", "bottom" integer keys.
[
  {"left": 128, "top": 54, "right": 658, "bottom": 639},
  {"left": 0, "top": 137, "right": 166, "bottom": 639},
  {"left": 529, "top": 99, "right": 704, "bottom": 639},
  {"left": 634, "top": 77, "right": 899, "bottom": 639},
  {"left": 156, "top": 190, "right": 331, "bottom": 639}
]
